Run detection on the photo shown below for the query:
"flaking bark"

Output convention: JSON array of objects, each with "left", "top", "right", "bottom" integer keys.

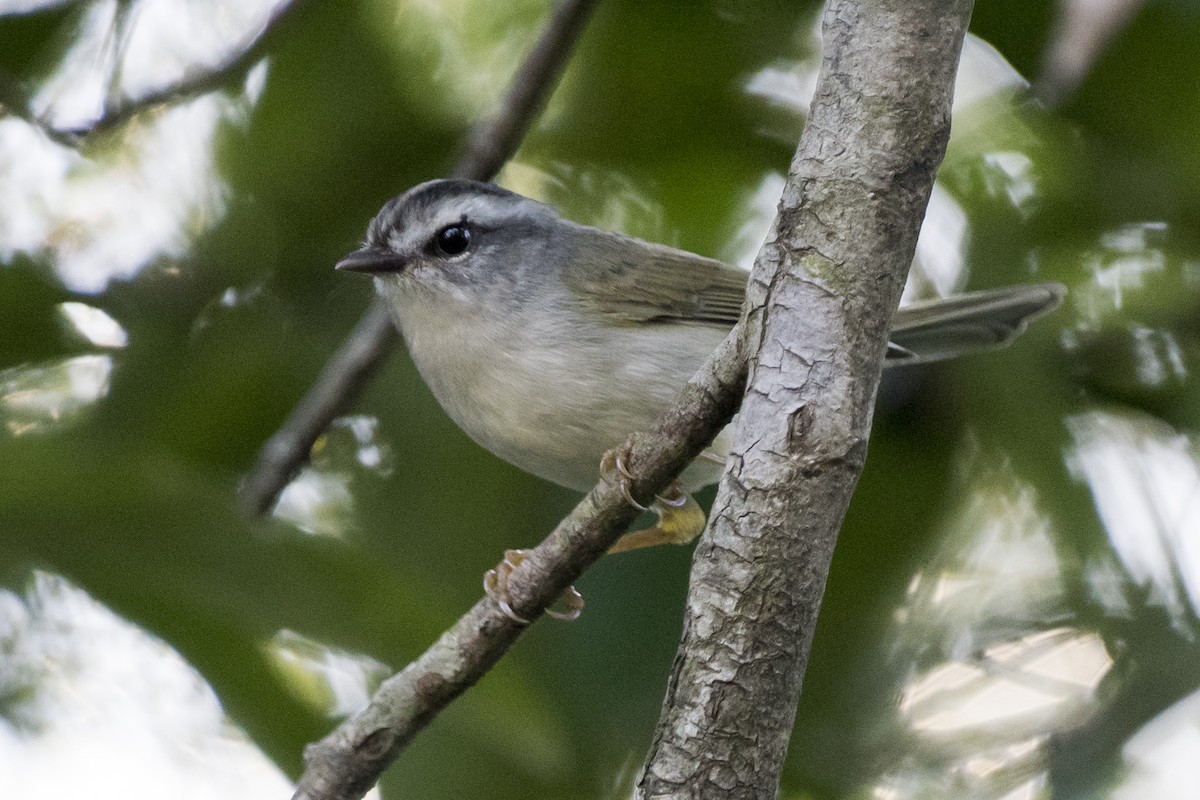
[{"left": 636, "top": 1, "right": 976, "bottom": 797}]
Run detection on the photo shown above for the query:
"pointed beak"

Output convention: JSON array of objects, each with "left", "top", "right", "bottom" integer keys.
[{"left": 335, "top": 247, "right": 407, "bottom": 274}]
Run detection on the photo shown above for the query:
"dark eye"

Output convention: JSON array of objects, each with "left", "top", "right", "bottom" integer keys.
[{"left": 434, "top": 224, "right": 471, "bottom": 256}]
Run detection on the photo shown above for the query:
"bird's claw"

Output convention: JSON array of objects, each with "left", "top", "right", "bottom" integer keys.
[
  {"left": 483, "top": 548, "right": 584, "bottom": 623},
  {"left": 600, "top": 436, "right": 708, "bottom": 554},
  {"left": 600, "top": 436, "right": 651, "bottom": 511}
]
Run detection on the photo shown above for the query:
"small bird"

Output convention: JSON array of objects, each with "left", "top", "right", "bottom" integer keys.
[{"left": 338, "top": 178, "right": 1064, "bottom": 563}]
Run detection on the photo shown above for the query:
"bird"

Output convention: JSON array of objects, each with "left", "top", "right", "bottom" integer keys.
[{"left": 337, "top": 178, "right": 1064, "bottom": 607}]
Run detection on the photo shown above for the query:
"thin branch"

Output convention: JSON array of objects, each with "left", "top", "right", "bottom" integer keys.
[
  {"left": 0, "top": 69, "right": 78, "bottom": 148},
  {"left": 239, "top": 0, "right": 603, "bottom": 517},
  {"left": 239, "top": 302, "right": 397, "bottom": 517},
  {"left": 292, "top": 332, "right": 748, "bottom": 800},
  {"left": 451, "top": 0, "right": 600, "bottom": 181},
  {"left": 1047, "top": 621, "right": 1198, "bottom": 795},
  {"left": 0, "top": 0, "right": 307, "bottom": 145},
  {"left": 635, "top": 1, "right": 974, "bottom": 797}
]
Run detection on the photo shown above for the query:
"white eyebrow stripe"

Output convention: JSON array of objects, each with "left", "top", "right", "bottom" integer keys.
[
  {"left": 391, "top": 196, "right": 527, "bottom": 252},
  {"left": 371, "top": 181, "right": 558, "bottom": 257}
]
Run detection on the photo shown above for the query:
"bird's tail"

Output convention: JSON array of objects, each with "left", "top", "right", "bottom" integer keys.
[{"left": 886, "top": 282, "right": 1066, "bottom": 365}]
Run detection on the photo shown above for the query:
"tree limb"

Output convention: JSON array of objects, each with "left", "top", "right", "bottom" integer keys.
[
  {"left": 0, "top": 0, "right": 309, "bottom": 146},
  {"left": 635, "top": 1, "right": 974, "bottom": 797},
  {"left": 291, "top": 332, "right": 748, "bottom": 800},
  {"left": 239, "top": 0, "right": 603, "bottom": 517}
]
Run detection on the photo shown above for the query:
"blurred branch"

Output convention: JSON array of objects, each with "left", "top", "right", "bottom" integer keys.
[
  {"left": 1035, "top": 0, "right": 1143, "bottom": 107},
  {"left": 451, "top": 0, "right": 600, "bottom": 181},
  {"left": 1047, "top": 608, "right": 1200, "bottom": 795},
  {"left": 239, "top": 301, "right": 397, "bottom": 517},
  {"left": 239, "top": 0, "right": 603, "bottom": 517},
  {"left": 101, "top": 0, "right": 145, "bottom": 119},
  {"left": 0, "top": 0, "right": 308, "bottom": 146},
  {"left": 0, "top": 68, "right": 77, "bottom": 148},
  {"left": 635, "top": 0, "right": 973, "bottom": 796},
  {"left": 291, "top": 331, "right": 748, "bottom": 800}
]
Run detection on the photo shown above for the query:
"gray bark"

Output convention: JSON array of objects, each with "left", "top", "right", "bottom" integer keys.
[{"left": 636, "top": 1, "right": 975, "bottom": 797}]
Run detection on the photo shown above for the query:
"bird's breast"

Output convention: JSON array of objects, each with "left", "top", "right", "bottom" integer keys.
[{"left": 391, "top": 295, "right": 719, "bottom": 491}]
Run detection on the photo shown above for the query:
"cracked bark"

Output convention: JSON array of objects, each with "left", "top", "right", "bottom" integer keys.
[{"left": 636, "top": 1, "right": 975, "bottom": 797}]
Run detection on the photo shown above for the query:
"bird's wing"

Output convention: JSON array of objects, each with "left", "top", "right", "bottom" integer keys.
[
  {"left": 564, "top": 226, "right": 1064, "bottom": 363},
  {"left": 563, "top": 231, "right": 746, "bottom": 328}
]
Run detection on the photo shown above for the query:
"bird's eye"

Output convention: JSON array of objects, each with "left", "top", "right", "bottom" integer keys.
[{"left": 434, "top": 224, "right": 471, "bottom": 256}]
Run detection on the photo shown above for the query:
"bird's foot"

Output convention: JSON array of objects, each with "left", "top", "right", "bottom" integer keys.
[
  {"left": 483, "top": 548, "right": 584, "bottom": 624},
  {"left": 599, "top": 435, "right": 650, "bottom": 510},
  {"left": 600, "top": 437, "right": 708, "bottom": 553},
  {"left": 608, "top": 481, "right": 707, "bottom": 554}
]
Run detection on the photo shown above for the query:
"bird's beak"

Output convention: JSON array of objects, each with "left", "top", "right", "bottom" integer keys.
[{"left": 335, "top": 247, "right": 407, "bottom": 274}]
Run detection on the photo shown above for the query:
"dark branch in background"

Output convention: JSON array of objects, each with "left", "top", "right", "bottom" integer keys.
[
  {"left": 0, "top": 68, "right": 80, "bottom": 149},
  {"left": 450, "top": 0, "right": 600, "bottom": 182},
  {"left": 635, "top": 1, "right": 974, "bottom": 796},
  {"left": 0, "top": 0, "right": 308, "bottom": 147},
  {"left": 291, "top": 333, "right": 748, "bottom": 800},
  {"left": 1048, "top": 625, "right": 1198, "bottom": 796},
  {"left": 240, "top": 301, "right": 398, "bottom": 517},
  {"left": 238, "top": 0, "right": 603, "bottom": 517}
]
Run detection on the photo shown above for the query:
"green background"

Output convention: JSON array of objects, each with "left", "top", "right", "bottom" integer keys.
[{"left": 3, "top": 0, "right": 1200, "bottom": 797}]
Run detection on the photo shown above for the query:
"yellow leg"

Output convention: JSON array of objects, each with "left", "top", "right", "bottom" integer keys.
[
  {"left": 608, "top": 483, "right": 707, "bottom": 554},
  {"left": 600, "top": 438, "right": 708, "bottom": 555}
]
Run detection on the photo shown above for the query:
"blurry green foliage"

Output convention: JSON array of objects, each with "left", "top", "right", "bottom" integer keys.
[{"left": 3, "top": 1, "right": 1200, "bottom": 798}]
